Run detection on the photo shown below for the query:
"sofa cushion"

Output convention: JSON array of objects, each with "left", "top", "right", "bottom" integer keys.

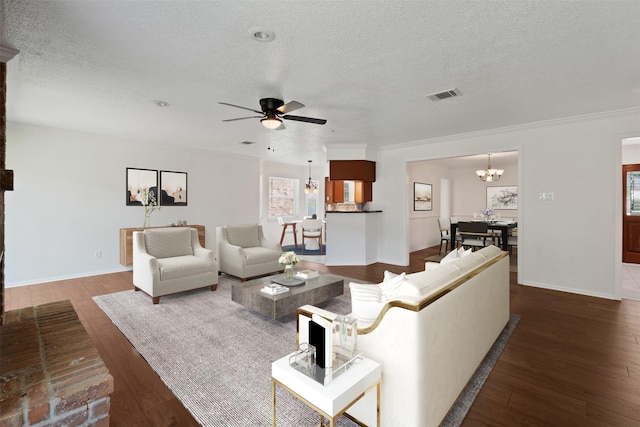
[
  {"left": 399, "top": 263, "right": 463, "bottom": 298},
  {"left": 157, "top": 256, "right": 214, "bottom": 281},
  {"left": 144, "top": 228, "right": 193, "bottom": 259},
  {"left": 226, "top": 224, "right": 261, "bottom": 248},
  {"left": 243, "top": 247, "right": 280, "bottom": 265}
]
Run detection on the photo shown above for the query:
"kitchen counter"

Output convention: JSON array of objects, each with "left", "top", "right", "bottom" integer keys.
[{"left": 325, "top": 211, "right": 380, "bottom": 266}]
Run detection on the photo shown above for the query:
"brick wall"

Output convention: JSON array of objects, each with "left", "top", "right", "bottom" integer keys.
[{"left": 0, "top": 300, "right": 113, "bottom": 426}]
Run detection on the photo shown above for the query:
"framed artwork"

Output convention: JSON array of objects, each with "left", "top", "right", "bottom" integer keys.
[
  {"left": 413, "top": 182, "right": 432, "bottom": 211},
  {"left": 487, "top": 186, "right": 518, "bottom": 210},
  {"left": 126, "top": 168, "right": 158, "bottom": 206},
  {"left": 160, "top": 170, "right": 188, "bottom": 206}
]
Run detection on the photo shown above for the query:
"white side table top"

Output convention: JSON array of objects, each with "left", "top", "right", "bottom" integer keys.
[{"left": 272, "top": 353, "right": 381, "bottom": 417}]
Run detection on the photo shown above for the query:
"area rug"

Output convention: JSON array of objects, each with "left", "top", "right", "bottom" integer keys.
[{"left": 93, "top": 277, "right": 519, "bottom": 426}]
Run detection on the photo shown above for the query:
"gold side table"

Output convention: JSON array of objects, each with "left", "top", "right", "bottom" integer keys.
[{"left": 271, "top": 354, "right": 381, "bottom": 427}]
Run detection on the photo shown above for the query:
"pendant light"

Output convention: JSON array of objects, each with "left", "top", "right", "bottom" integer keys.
[
  {"left": 305, "top": 160, "right": 318, "bottom": 193},
  {"left": 476, "top": 153, "right": 504, "bottom": 182}
]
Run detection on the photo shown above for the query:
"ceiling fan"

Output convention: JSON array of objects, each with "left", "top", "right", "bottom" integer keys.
[{"left": 219, "top": 98, "right": 327, "bottom": 130}]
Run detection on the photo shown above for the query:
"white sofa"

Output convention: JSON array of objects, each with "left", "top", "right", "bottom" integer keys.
[
  {"left": 216, "top": 224, "right": 282, "bottom": 281},
  {"left": 297, "top": 245, "right": 510, "bottom": 427},
  {"left": 133, "top": 227, "right": 218, "bottom": 304}
]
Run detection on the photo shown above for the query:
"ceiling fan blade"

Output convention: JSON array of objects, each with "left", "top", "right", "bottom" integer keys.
[
  {"left": 222, "top": 116, "right": 263, "bottom": 122},
  {"left": 219, "top": 102, "right": 263, "bottom": 114},
  {"left": 277, "top": 101, "right": 305, "bottom": 114},
  {"left": 282, "top": 114, "right": 327, "bottom": 125}
]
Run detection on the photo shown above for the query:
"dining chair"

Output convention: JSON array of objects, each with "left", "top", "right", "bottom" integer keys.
[
  {"left": 457, "top": 221, "right": 496, "bottom": 251},
  {"left": 277, "top": 217, "right": 298, "bottom": 249},
  {"left": 437, "top": 218, "right": 456, "bottom": 255},
  {"left": 301, "top": 219, "right": 323, "bottom": 254},
  {"left": 507, "top": 228, "right": 518, "bottom": 254}
]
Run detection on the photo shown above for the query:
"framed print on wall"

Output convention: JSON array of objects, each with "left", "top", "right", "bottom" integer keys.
[
  {"left": 487, "top": 186, "right": 518, "bottom": 210},
  {"left": 413, "top": 182, "right": 432, "bottom": 211},
  {"left": 160, "top": 170, "right": 188, "bottom": 206},
  {"left": 126, "top": 168, "right": 158, "bottom": 206}
]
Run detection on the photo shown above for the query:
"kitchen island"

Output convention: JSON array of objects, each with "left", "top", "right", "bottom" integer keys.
[{"left": 325, "top": 210, "right": 382, "bottom": 266}]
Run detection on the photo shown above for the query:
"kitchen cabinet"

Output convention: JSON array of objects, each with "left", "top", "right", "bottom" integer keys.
[{"left": 325, "top": 177, "right": 344, "bottom": 203}]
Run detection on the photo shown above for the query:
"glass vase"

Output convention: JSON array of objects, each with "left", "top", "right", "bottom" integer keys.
[{"left": 284, "top": 265, "right": 294, "bottom": 280}]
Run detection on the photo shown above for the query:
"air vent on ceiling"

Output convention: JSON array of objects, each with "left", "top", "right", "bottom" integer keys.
[
  {"left": 426, "top": 88, "right": 462, "bottom": 101},
  {"left": 240, "top": 141, "right": 256, "bottom": 145}
]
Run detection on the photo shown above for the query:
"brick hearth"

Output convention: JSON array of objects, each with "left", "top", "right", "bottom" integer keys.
[{"left": 0, "top": 300, "right": 113, "bottom": 427}]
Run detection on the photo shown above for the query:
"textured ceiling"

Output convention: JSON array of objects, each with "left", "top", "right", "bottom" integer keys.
[{"left": 2, "top": 1, "right": 640, "bottom": 165}]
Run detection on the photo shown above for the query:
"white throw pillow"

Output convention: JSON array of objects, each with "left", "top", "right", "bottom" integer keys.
[
  {"left": 349, "top": 282, "right": 384, "bottom": 325},
  {"left": 379, "top": 273, "right": 407, "bottom": 302},
  {"left": 458, "top": 247, "right": 473, "bottom": 257},
  {"left": 440, "top": 249, "right": 459, "bottom": 265}
]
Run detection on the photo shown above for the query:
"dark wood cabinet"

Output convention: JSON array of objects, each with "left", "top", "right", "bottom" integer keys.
[
  {"left": 329, "top": 160, "right": 376, "bottom": 182},
  {"left": 325, "top": 177, "right": 344, "bottom": 203}
]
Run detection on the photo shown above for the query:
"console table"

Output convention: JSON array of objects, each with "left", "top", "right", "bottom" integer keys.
[{"left": 119, "top": 225, "right": 205, "bottom": 266}]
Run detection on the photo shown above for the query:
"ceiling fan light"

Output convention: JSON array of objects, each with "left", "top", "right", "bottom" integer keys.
[{"left": 261, "top": 117, "right": 282, "bottom": 129}]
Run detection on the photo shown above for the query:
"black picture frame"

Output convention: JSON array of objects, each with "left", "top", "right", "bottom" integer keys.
[
  {"left": 126, "top": 168, "right": 158, "bottom": 206},
  {"left": 160, "top": 170, "right": 188, "bottom": 206},
  {"left": 413, "top": 182, "right": 432, "bottom": 211}
]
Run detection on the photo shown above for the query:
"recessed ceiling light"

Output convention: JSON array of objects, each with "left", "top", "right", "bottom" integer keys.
[
  {"left": 248, "top": 27, "right": 275, "bottom": 42},
  {"left": 154, "top": 100, "right": 170, "bottom": 107}
]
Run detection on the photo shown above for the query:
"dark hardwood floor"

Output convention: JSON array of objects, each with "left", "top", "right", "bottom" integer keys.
[{"left": 4, "top": 247, "right": 640, "bottom": 426}]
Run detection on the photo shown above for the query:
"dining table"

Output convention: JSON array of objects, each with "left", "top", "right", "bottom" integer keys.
[{"left": 451, "top": 220, "right": 517, "bottom": 252}]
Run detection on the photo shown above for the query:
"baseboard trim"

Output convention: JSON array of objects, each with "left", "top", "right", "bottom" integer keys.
[{"left": 6, "top": 267, "right": 132, "bottom": 288}]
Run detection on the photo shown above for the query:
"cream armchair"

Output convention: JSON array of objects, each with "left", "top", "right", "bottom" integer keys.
[
  {"left": 217, "top": 224, "right": 282, "bottom": 281},
  {"left": 133, "top": 227, "right": 218, "bottom": 304}
]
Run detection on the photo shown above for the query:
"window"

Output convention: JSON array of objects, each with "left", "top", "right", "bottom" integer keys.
[{"left": 269, "top": 177, "right": 298, "bottom": 218}]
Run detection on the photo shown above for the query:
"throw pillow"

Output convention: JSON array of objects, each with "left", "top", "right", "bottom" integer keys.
[
  {"left": 458, "top": 247, "right": 473, "bottom": 257},
  {"left": 440, "top": 249, "right": 459, "bottom": 265},
  {"left": 349, "top": 282, "right": 384, "bottom": 325},
  {"left": 379, "top": 273, "right": 407, "bottom": 302}
]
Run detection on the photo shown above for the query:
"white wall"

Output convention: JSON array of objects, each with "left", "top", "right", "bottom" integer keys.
[
  {"left": 6, "top": 122, "right": 261, "bottom": 286},
  {"left": 375, "top": 109, "right": 640, "bottom": 300},
  {"left": 407, "top": 161, "right": 450, "bottom": 251}
]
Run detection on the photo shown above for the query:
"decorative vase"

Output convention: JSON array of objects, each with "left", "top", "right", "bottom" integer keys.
[{"left": 284, "top": 265, "right": 294, "bottom": 280}]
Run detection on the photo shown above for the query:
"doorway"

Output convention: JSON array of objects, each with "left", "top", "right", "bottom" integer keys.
[{"left": 621, "top": 138, "right": 640, "bottom": 301}]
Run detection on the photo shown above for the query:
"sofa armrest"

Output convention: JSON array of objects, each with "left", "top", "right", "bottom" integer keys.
[
  {"left": 191, "top": 229, "right": 215, "bottom": 263},
  {"left": 219, "top": 241, "right": 243, "bottom": 257}
]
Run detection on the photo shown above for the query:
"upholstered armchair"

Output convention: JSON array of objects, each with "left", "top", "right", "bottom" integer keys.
[
  {"left": 217, "top": 224, "right": 282, "bottom": 281},
  {"left": 133, "top": 227, "right": 218, "bottom": 304}
]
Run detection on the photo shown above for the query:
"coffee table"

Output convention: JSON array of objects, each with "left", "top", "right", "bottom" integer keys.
[{"left": 231, "top": 272, "right": 344, "bottom": 322}]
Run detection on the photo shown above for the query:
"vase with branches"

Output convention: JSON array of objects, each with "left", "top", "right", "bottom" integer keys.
[{"left": 140, "top": 189, "right": 160, "bottom": 228}]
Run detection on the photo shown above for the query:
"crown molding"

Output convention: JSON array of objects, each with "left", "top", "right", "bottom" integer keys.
[{"left": 0, "top": 46, "right": 19, "bottom": 63}]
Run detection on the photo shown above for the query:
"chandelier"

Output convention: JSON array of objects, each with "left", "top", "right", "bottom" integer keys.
[
  {"left": 476, "top": 153, "right": 504, "bottom": 182},
  {"left": 305, "top": 160, "right": 318, "bottom": 193}
]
